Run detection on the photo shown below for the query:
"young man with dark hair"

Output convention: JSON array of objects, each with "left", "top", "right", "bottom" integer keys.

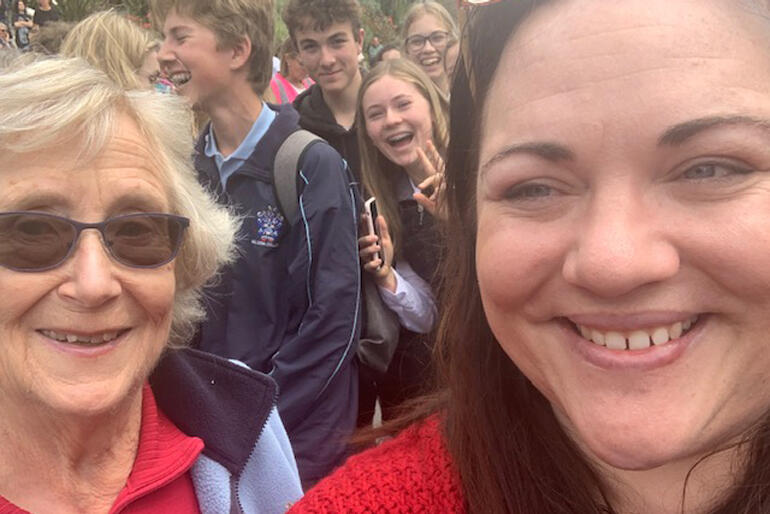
[
  {"left": 283, "top": 0, "right": 364, "bottom": 179},
  {"left": 151, "top": 0, "right": 361, "bottom": 487}
]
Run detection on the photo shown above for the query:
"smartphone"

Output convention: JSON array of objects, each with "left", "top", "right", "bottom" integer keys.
[{"left": 363, "top": 197, "right": 383, "bottom": 268}]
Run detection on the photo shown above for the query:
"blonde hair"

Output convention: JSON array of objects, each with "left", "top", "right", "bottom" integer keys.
[
  {"left": 401, "top": 1, "right": 458, "bottom": 43},
  {"left": 150, "top": 0, "right": 274, "bottom": 94},
  {"left": 356, "top": 58, "right": 449, "bottom": 256},
  {"left": 0, "top": 56, "right": 239, "bottom": 347},
  {"left": 60, "top": 10, "right": 156, "bottom": 90}
]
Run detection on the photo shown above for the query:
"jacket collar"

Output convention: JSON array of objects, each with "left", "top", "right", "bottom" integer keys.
[
  {"left": 294, "top": 84, "right": 354, "bottom": 137},
  {"left": 149, "top": 347, "right": 277, "bottom": 476},
  {"left": 194, "top": 103, "right": 302, "bottom": 187}
]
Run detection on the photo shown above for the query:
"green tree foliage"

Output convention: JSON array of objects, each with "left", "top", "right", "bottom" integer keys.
[
  {"left": 114, "top": 0, "right": 147, "bottom": 17},
  {"left": 361, "top": 0, "right": 398, "bottom": 45},
  {"left": 54, "top": 0, "right": 107, "bottom": 21},
  {"left": 47, "top": 0, "right": 458, "bottom": 48}
]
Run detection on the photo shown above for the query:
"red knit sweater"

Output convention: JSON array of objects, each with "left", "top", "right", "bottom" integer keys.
[{"left": 289, "top": 416, "right": 465, "bottom": 513}]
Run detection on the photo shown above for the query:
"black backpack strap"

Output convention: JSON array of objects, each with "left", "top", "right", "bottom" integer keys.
[{"left": 273, "top": 129, "right": 323, "bottom": 226}]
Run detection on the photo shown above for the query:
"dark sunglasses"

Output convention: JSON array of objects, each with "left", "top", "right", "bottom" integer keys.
[{"left": 0, "top": 212, "right": 189, "bottom": 272}]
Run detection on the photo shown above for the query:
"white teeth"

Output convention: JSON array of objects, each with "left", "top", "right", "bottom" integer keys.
[
  {"left": 387, "top": 133, "right": 412, "bottom": 144},
  {"left": 170, "top": 72, "right": 191, "bottom": 86},
  {"left": 628, "top": 330, "right": 651, "bottom": 350},
  {"left": 651, "top": 327, "right": 669, "bottom": 345},
  {"left": 605, "top": 332, "right": 627, "bottom": 350},
  {"left": 575, "top": 315, "right": 699, "bottom": 351},
  {"left": 40, "top": 329, "right": 122, "bottom": 345}
]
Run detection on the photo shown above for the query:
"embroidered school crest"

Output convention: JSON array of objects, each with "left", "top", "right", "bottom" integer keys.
[{"left": 254, "top": 206, "right": 284, "bottom": 248}]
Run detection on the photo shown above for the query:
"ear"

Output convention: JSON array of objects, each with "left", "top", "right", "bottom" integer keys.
[
  {"left": 356, "top": 28, "right": 365, "bottom": 53},
  {"left": 230, "top": 35, "right": 253, "bottom": 72}
]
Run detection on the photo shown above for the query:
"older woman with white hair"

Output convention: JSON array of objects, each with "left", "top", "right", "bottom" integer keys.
[{"left": 0, "top": 56, "right": 302, "bottom": 513}]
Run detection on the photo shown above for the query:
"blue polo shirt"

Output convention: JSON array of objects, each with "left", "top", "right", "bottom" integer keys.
[{"left": 204, "top": 103, "right": 277, "bottom": 188}]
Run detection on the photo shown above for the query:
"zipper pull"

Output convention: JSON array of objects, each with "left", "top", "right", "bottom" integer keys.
[{"left": 417, "top": 203, "right": 424, "bottom": 225}]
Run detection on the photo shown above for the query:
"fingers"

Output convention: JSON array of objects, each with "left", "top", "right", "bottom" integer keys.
[
  {"left": 417, "top": 174, "right": 439, "bottom": 191},
  {"left": 358, "top": 243, "right": 381, "bottom": 259},
  {"left": 358, "top": 234, "right": 378, "bottom": 250},
  {"left": 413, "top": 192, "right": 437, "bottom": 217},
  {"left": 415, "top": 146, "right": 437, "bottom": 177},
  {"left": 363, "top": 257, "right": 384, "bottom": 273},
  {"left": 375, "top": 215, "right": 390, "bottom": 242},
  {"left": 359, "top": 238, "right": 384, "bottom": 274},
  {"left": 425, "top": 140, "right": 446, "bottom": 175}
]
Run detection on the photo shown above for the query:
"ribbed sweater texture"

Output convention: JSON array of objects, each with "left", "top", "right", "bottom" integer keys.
[{"left": 290, "top": 416, "right": 465, "bottom": 513}]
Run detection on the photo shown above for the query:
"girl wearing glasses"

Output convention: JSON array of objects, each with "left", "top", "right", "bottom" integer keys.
[
  {"left": 293, "top": 0, "right": 770, "bottom": 512},
  {"left": 401, "top": 1, "right": 458, "bottom": 96},
  {"left": 355, "top": 58, "right": 448, "bottom": 426}
]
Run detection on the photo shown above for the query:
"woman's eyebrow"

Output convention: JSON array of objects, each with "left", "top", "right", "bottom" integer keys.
[
  {"left": 479, "top": 141, "right": 574, "bottom": 177},
  {"left": 108, "top": 193, "right": 168, "bottom": 213},
  {"left": 658, "top": 115, "right": 770, "bottom": 146},
  {"left": 2, "top": 192, "right": 68, "bottom": 211}
]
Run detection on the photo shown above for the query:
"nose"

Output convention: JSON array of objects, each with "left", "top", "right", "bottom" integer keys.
[
  {"left": 319, "top": 45, "right": 335, "bottom": 67},
  {"left": 157, "top": 38, "right": 176, "bottom": 69},
  {"left": 384, "top": 107, "right": 401, "bottom": 126},
  {"left": 561, "top": 188, "right": 680, "bottom": 298},
  {"left": 57, "top": 232, "right": 122, "bottom": 308}
]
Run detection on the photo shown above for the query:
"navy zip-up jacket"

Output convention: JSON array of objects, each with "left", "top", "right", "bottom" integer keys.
[{"left": 192, "top": 103, "right": 361, "bottom": 486}]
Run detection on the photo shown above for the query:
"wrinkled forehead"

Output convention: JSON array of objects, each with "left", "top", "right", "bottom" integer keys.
[{"left": 7, "top": 113, "right": 167, "bottom": 187}]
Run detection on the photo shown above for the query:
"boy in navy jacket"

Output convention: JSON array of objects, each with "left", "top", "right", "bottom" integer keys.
[{"left": 152, "top": 0, "right": 361, "bottom": 487}]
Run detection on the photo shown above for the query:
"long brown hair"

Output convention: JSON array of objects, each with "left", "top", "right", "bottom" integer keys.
[
  {"left": 355, "top": 58, "right": 449, "bottom": 257},
  {"left": 381, "top": 1, "right": 770, "bottom": 512}
]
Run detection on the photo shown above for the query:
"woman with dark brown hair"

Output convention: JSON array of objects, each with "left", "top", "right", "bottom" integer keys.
[{"left": 292, "top": 0, "right": 770, "bottom": 512}]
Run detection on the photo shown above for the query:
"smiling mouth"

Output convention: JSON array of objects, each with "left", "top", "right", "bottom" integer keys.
[
  {"left": 568, "top": 314, "right": 701, "bottom": 350},
  {"left": 420, "top": 57, "right": 441, "bottom": 67},
  {"left": 38, "top": 329, "right": 129, "bottom": 346},
  {"left": 169, "top": 71, "right": 191, "bottom": 87},
  {"left": 386, "top": 132, "right": 414, "bottom": 148}
]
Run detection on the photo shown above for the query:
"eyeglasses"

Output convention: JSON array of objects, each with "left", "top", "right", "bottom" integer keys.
[
  {"left": 0, "top": 212, "right": 189, "bottom": 272},
  {"left": 405, "top": 30, "right": 450, "bottom": 53}
]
